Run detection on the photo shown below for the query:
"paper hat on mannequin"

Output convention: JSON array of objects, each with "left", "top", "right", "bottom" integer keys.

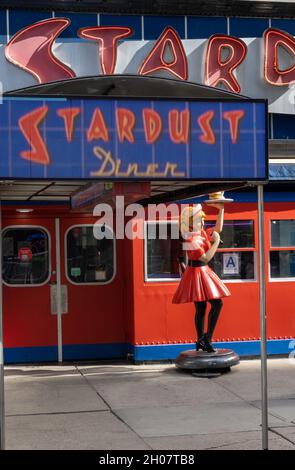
[{"left": 180, "top": 204, "right": 204, "bottom": 238}]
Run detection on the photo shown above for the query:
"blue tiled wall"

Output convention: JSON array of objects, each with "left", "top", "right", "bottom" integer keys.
[
  {"left": 143, "top": 15, "right": 185, "bottom": 39},
  {"left": 230, "top": 17, "right": 269, "bottom": 37},
  {"left": 273, "top": 114, "right": 295, "bottom": 139},
  {"left": 54, "top": 11, "right": 98, "bottom": 39},
  {"left": 100, "top": 14, "right": 142, "bottom": 40},
  {"left": 187, "top": 16, "right": 227, "bottom": 38},
  {"left": 271, "top": 18, "right": 295, "bottom": 35},
  {"left": 8, "top": 9, "right": 49, "bottom": 37},
  {"left": 2, "top": 9, "right": 295, "bottom": 42}
]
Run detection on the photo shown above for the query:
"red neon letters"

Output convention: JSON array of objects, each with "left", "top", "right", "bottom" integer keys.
[
  {"left": 264, "top": 28, "right": 295, "bottom": 86},
  {"left": 198, "top": 111, "right": 216, "bottom": 145},
  {"left": 78, "top": 26, "right": 133, "bottom": 75},
  {"left": 5, "top": 18, "right": 295, "bottom": 91},
  {"left": 168, "top": 110, "right": 190, "bottom": 143},
  {"left": 205, "top": 34, "right": 247, "bottom": 93},
  {"left": 223, "top": 110, "right": 245, "bottom": 144},
  {"left": 5, "top": 18, "right": 76, "bottom": 83},
  {"left": 19, "top": 106, "right": 50, "bottom": 164},
  {"left": 87, "top": 109, "right": 109, "bottom": 142},
  {"left": 57, "top": 108, "right": 81, "bottom": 142},
  {"left": 142, "top": 109, "right": 162, "bottom": 143},
  {"left": 18, "top": 106, "right": 245, "bottom": 165},
  {"left": 116, "top": 108, "right": 136, "bottom": 143},
  {"left": 138, "top": 26, "right": 188, "bottom": 80}
]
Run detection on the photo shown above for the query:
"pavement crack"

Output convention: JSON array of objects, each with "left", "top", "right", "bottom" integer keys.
[
  {"left": 76, "top": 366, "right": 153, "bottom": 450},
  {"left": 269, "top": 427, "right": 295, "bottom": 446},
  {"left": 211, "top": 380, "right": 287, "bottom": 424}
]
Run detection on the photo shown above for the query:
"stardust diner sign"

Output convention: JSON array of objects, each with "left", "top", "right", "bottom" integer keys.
[
  {"left": 0, "top": 97, "right": 267, "bottom": 180},
  {"left": 4, "top": 19, "right": 295, "bottom": 93}
]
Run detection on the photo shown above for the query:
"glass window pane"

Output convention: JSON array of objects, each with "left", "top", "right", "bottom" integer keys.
[
  {"left": 271, "top": 220, "right": 295, "bottom": 247},
  {"left": 2, "top": 228, "right": 49, "bottom": 285},
  {"left": 67, "top": 226, "right": 114, "bottom": 283},
  {"left": 205, "top": 220, "right": 254, "bottom": 248},
  {"left": 209, "top": 251, "right": 255, "bottom": 280},
  {"left": 270, "top": 251, "right": 295, "bottom": 278},
  {"left": 146, "top": 223, "right": 182, "bottom": 279}
]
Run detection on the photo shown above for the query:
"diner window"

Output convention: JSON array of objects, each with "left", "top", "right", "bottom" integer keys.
[
  {"left": 206, "top": 220, "right": 256, "bottom": 281},
  {"left": 145, "top": 220, "right": 256, "bottom": 282},
  {"left": 2, "top": 227, "right": 49, "bottom": 285},
  {"left": 145, "top": 221, "right": 182, "bottom": 281},
  {"left": 66, "top": 225, "right": 115, "bottom": 284},
  {"left": 269, "top": 220, "right": 295, "bottom": 279}
]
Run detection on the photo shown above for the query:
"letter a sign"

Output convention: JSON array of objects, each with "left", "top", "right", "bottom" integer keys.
[{"left": 223, "top": 253, "right": 239, "bottom": 275}]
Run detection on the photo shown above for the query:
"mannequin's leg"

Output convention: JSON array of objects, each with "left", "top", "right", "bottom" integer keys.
[
  {"left": 194, "top": 301, "right": 207, "bottom": 339},
  {"left": 207, "top": 299, "right": 223, "bottom": 341}
]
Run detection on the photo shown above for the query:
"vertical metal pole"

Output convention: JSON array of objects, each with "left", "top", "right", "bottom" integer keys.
[
  {"left": 258, "top": 184, "right": 268, "bottom": 450},
  {"left": 0, "top": 201, "right": 5, "bottom": 449},
  {"left": 55, "top": 218, "right": 63, "bottom": 363}
]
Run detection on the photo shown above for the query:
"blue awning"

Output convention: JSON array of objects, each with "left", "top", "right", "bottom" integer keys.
[{"left": 270, "top": 163, "right": 295, "bottom": 180}]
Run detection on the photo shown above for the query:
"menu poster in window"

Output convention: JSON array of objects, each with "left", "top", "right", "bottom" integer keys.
[
  {"left": 223, "top": 253, "right": 239, "bottom": 275},
  {"left": 3, "top": 237, "right": 14, "bottom": 256}
]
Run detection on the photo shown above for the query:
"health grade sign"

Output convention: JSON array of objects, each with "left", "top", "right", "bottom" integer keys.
[{"left": 0, "top": 97, "right": 267, "bottom": 180}]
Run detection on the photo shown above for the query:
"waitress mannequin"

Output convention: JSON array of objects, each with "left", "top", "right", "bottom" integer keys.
[{"left": 172, "top": 203, "right": 230, "bottom": 353}]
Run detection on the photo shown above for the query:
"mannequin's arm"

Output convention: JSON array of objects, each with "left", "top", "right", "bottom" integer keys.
[
  {"left": 199, "top": 231, "right": 220, "bottom": 263},
  {"left": 210, "top": 204, "right": 224, "bottom": 234}
]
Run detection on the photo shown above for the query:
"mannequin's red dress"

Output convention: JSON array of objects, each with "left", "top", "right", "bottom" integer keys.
[{"left": 172, "top": 229, "right": 230, "bottom": 304}]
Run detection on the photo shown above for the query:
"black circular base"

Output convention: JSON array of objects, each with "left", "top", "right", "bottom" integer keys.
[{"left": 175, "top": 348, "right": 240, "bottom": 370}]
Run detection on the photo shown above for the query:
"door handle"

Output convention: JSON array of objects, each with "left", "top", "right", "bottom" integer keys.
[{"left": 50, "top": 284, "right": 68, "bottom": 315}]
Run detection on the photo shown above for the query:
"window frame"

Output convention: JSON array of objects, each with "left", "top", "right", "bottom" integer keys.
[
  {"left": 144, "top": 219, "right": 182, "bottom": 283},
  {"left": 144, "top": 218, "right": 258, "bottom": 284},
  {"left": 64, "top": 223, "right": 116, "bottom": 286},
  {"left": 2, "top": 225, "right": 51, "bottom": 288},
  {"left": 212, "top": 218, "right": 257, "bottom": 283},
  {"left": 269, "top": 218, "right": 295, "bottom": 282}
]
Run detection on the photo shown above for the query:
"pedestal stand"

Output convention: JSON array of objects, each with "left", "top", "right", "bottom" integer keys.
[{"left": 175, "top": 348, "right": 240, "bottom": 377}]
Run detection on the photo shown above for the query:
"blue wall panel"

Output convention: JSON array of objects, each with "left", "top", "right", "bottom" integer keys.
[
  {"left": 54, "top": 11, "right": 98, "bottom": 39},
  {"left": 271, "top": 18, "right": 295, "bottom": 35},
  {"left": 187, "top": 16, "right": 227, "bottom": 39},
  {"left": 8, "top": 9, "right": 50, "bottom": 37},
  {"left": 230, "top": 17, "right": 269, "bottom": 37},
  {"left": 273, "top": 114, "right": 295, "bottom": 139},
  {"left": 100, "top": 14, "right": 142, "bottom": 40},
  {"left": 143, "top": 15, "right": 185, "bottom": 39},
  {"left": 0, "top": 9, "right": 7, "bottom": 43}
]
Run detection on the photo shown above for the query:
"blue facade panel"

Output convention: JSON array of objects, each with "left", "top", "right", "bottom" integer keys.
[
  {"left": 273, "top": 114, "right": 295, "bottom": 139},
  {"left": 230, "top": 17, "right": 269, "bottom": 37},
  {"left": 187, "top": 16, "right": 227, "bottom": 39},
  {"left": 143, "top": 15, "right": 185, "bottom": 39},
  {"left": 54, "top": 11, "right": 98, "bottom": 39},
  {"left": 100, "top": 14, "right": 142, "bottom": 40},
  {"left": 8, "top": 9, "right": 50, "bottom": 37},
  {"left": 271, "top": 18, "right": 295, "bottom": 35}
]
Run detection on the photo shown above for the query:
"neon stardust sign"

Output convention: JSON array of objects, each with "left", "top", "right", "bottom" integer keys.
[
  {"left": 4, "top": 17, "right": 295, "bottom": 93},
  {"left": 0, "top": 98, "right": 267, "bottom": 180}
]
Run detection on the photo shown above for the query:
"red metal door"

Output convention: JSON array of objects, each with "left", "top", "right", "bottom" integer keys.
[
  {"left": 59, "top": 216, "right": 126, "bottom": 360},
  {"left": 3, "top": 217, "right": 58, "bottom": 361}
]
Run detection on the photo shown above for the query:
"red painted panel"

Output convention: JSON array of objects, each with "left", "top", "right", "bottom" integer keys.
[
  {"left": 60, "top": 217, "right": 126, "bottom": 345},
  {"left": 132, "top": 204, "right": 261, "bottom": 344},
  {"left": 265, "top": 203, "right": 295, "bottom": 339},
  {"left": 3, "top": 216, "right": 57, "bottom": 348}
]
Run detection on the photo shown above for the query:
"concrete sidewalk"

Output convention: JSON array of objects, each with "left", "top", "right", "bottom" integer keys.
[{"left": 3, "top": 358, "right": 295, "bottom": 450}]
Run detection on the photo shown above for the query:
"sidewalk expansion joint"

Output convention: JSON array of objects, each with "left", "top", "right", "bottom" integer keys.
[
  {"left": 269, "top": 427, "right": 295, "bottom": 446},
  {"left": 6, "top": 409, "right": 110, "bottom": 418},
  {"left": 75, "top": 366, "right": 153, "bottom": 450}
]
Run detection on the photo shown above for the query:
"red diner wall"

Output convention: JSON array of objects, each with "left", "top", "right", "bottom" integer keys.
[{"left": 132, "top": 202, "right": 295, "bottom": 346}]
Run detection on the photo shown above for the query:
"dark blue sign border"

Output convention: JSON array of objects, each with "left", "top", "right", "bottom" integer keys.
[{"left": 0, "top": 96, "right": 268, "bottom": 182}]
